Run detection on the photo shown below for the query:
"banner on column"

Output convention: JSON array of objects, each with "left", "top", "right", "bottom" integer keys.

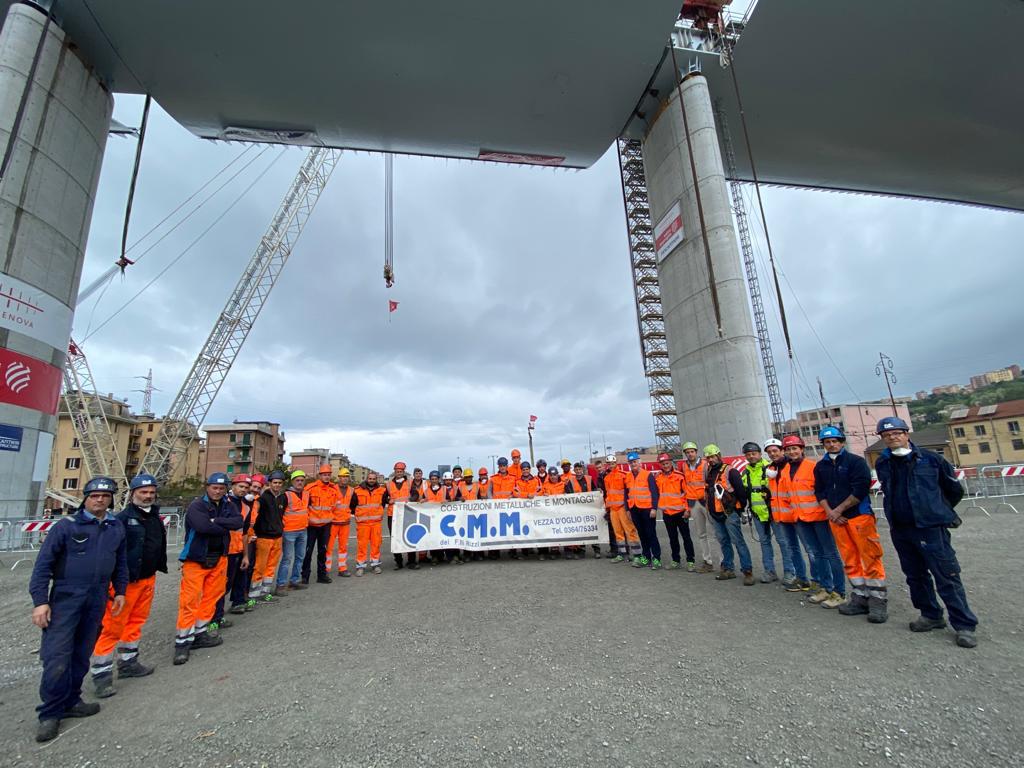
[{"left": 391, "top": 493, "right": 608, "bottom": 553}]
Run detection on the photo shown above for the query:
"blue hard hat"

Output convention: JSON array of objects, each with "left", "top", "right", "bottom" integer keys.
[
  {"left": 268, "top": 470, "right": 287, "bottom": 481},
  {"left": 626, "top": 451, "right": 640, "bottom": 461},
  {"left": 83, "top": 476, "right": 117, "bottom": 495},
  {"left": 876, "top": 416, "right": 910, "bottom": 434},
  {"left": 497, "top": 457, "right": 508, "bottom": 466},
  {"left": 129, "top": 473, "right": 158, "bottom": 491},
  {"left": 206, "top": 472, "right": 230, "bottom": 486},
  {"left": 429, "top": 470, "right": 440, "bottom": 479},
  {"left": 818, "top": 426, "right": 845, "bottom": 441},
  {"left": 520, "top": 462, "right": 531, "bottom": 470}
]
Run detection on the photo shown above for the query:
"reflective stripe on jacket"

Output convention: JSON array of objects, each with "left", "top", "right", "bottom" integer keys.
[
  {"left": 742, "top": 459, "right": 771, "bottom": 522},
  {"left": 283, "top": 488, "right": 309, "bottom": 532},
  {"left": 353, "top": 485, "right": 386, "bottom": 523},
  {"left": 781, "top": 458, "right": 825, "bottom": 522},
  {"left": 602, "top": 469, "right": 627, "bottom": 509},
  {"left": 682, "top": 459, "right": 706, "bottom": 501},
  {"left": 767, "top": 465, "right": 796, "bottom": 523},
  {"left": 514, "top": 477, "right": 541, "bottom": 498},
  {"left": 387, "top": 479, "right": 411, "bottom": 516},
  {"left": 626, "top": 469, "right": 656, "bottom": 509},
  {"left": 305, "top": 480, "right": 341, "bottom": 526},
  {"left": 655, "top": 470, "right": 686, "bottom": 513},
  {"left": 490, "top": 474, "right": 517, "bottom": 499},
  {"left": 334, "top": 486, "right": 354, "bottom": 523}
]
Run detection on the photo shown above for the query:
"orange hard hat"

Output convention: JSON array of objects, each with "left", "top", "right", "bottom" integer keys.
[
  {"left": 511, "top": 449, "right": 521, "bottom": 458},
  {"left": 478, "top": 467, "right": 488, "bottom": 476},
  {"left": 394, "top": 461, "right": 407, "bottom": 471},
  {"left": 318, "top": 464, "right": 332, "bottom": 474}
]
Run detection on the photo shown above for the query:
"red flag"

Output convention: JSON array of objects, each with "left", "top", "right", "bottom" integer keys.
[
  {"left": 529, "top": 415, "right": 538, "bottom": 423},
  {"left": 388, "top": 300, "right": 399, "bottom": 313}
]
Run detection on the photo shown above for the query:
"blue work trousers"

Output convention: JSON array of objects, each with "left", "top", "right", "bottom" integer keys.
[
  {"left": 774, "top": 521, "right": 807, "bottom": 581},
  {"left": 711, "top": 512, "right": 752, "bottom": 573},
  {"left": 629, "top": 508, "right": 661, "bottom": 560},
  {"left": 890, "top": 525, "right": 978, "bottom": 631},
  {"left": 796, "top": 520, "right": 845, "bottom": 595},
  {"left": 276, "top": 529, "right": 307, "bottom": 587},
  {"left": 37, "top": 588, "right": 107, "bottom": 720}
]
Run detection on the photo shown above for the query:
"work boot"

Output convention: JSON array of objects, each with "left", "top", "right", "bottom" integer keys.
[
  {"left": 245, "top": 599, "right": 257, "bottom": 612},
  {"left": 638, "top": 556, "right": 650, "bottom": 567},
  {"left": 62, "top": 702, "right": 101, "bottom": 718},
  {"left": 407, "top": 563, "right": 419, "bottom": 571},
  {"left": 802, "top": 580, "right": 821, "bottom": 593},
  {"left": 605, "top": 551, "right": 620, "bottom": 559},
  {"left": 630, "top": 556, "right": 642, "bottom": 567},
  {"left": 742, "top": 571, "right": 755, "bottom": 586},
  {"left": 270, "top": 585, "right": 286, "bottom": 596},
  {"left": 650, "top": 558, "right": 663, "bottom": 570},
  {"left": 339, "top": 570, "right": 352, "bottom": 577},
  {"left": 317, "top": 575, "right": 333, "bottom": 584},
  {"left": 117, "top": 658, "right": 154, "bottom": 678},
  {"left": 838, "top": 594, "right": 870, "bottom": 616},
  {"left": 867, "top": 597, "right": 888, "bottom": 624},
  {"left": 93, "top": 673, "right": 116, "bottom": 698},
  {"left": 760, "top": 571, "right": 777, "bottom": 584},
  {"left": 229, "top": 604, "right": 247, "bottom": 615},
  {"left": 715, "top": 569, "right": 736, "bottom": 581},
  {"left": 695, "top": 562, "right": 714, "bottom": 574},
  {"left": 392, "top": 562, "right": 404, "bottom": 571},
  {"left": 191, "top": 632, "right": 224, "bottom": 650},
  {"left": 808, "top": 588, "right": 831, "bottom": 604},
  {"left": 593, "top": 548, "right": 602, "bottom": 559},
  {"left": 955, "top": 630, "right": 978, "bottom": 648},
  {"left": 173, "top": 644, "right": 191, "bottom": 665},
  {"left": 300, "top": 577, "right": 310, "bottom": 585},
  {"left": 36, "top": 719, "right": 60, "bottom": 742},
  {"left": 538, "top": 553, "right": 547, "bottom": 561},
  {"left": 372, "top": 565, "right": 383, "bottom": 574},
  {"left": 909, "top": 615, "right": 947, "bottom": 633},
  {"left": 290, "top": 582, "right": 308, "bottom": 590},
  {"left": 355, "top": 568, "right": 365, "bottom": 577},
  {"left": 821, "top": 591, "right": 845, "bottom": 609},
  {"left": 784, "top": 579, "right": 805, "bottom": 592},
  {"left": 610, "top": 555, "right": 625, "bottom": 563}
]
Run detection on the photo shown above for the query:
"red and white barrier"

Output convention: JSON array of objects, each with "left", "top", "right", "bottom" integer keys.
[{"left": 1000, "top": 465, "right": 1024, "bottom": 477}]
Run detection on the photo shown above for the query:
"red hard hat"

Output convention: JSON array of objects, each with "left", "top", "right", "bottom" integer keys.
[
  {"left": 657, "top": 453, "right": 672, "bottom": 462},
  {"left": 318, "top": 464, "right": 332, "bottom": 474},
  {"left": 251, "top": 473, "right": 266, "bottom": 484},
  {"left": 231, "top": 473, "right": 251, "bottom": 483},
  {"left": 394, "top": 461, "right": 407, "bottom": 471},
  {"left": 478, "top": 467, "right": 488, "bottom": 476},
  {"left": 781, "top": 435, "right": 805, "bottom": 448}
]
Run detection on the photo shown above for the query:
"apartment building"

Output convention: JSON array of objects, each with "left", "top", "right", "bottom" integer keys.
[
  {"left": 795, "top": 401, "right": 913, "bottom": 457},
  {"left": 203, "top": 421, "right": 285, "bottom": 476},
  {"left": 947, "top": 399, "right": 1024, "bottom": 467}
]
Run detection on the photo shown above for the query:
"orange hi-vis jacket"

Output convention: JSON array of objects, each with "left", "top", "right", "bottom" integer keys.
[
  {"left": 541, "top": 476, "right": 565, "bottom": 496},
  {"left": 246, "top": 496, "right": 260, "bottom": 541},
  {"left": 767, "top": 467, "right": 795, "bottom": 523},
  {"left": 421, "top": 484, "right": 448, "bottom": 503},
  {"left": 602, "top": 469, "right": 627, "bottom": 509},
  {"left": 283, "top": 487, "right": 309, "bottom": 532},
  {"left": 490, "top": 473, "right": 517, "bottom": 499},
  {"left": 459, "top": 482, "right": 480, "bottom": 500},
  {"left": 515, "top": 476, "right": 541, "bottom": 498},
  {"left": 655, "top": 470, "right": 686, "bottom": 514},
  {"left": 305, "top": 480, "right": 342, "bottom": 526},
  {"left": 353, "top": 485, "right": 386, "bottom": 523},
  {"left": 334, "top": 486, "right": 355, "bottom": 523},
  {"left": 781, "top": 458, "right": 826, "bottom": 523},
  {"left": 476, "top": 479, "right": 490, "bottom": 499},
  {"left": 227, "top": 494, "right": 251, "bottom": 554},
  {"left": 626, "top": 469, "right": 653, "bottom": 509},
  {"left": 387, "top": 478, "right": 411, "bottom": 517},
  {"left": 567, "top": 475, "right": 594, "bottom": 493},
  {"left": 682, "top": 459, "right": 707, "bottom": 502},
  {"left": 509, "top": 462, "right": 523, "bottom": 482}
]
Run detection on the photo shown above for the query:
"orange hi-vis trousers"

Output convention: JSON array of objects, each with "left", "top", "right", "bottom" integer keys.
[
  {"left": 249, "top": 537, "right": 282, "bottom": 597},
  {"left": 356, "top": 521, "right": 382, "bottom": 569},
  {"left": 176, "top": 559, "right": 227, "bottom": 648},
  {"left": 90, "top": 575, "right": 156, "bottom": 676},
  {"left": 326, "top": 522, "right": 350, "bottom": 573},
  {"left": 609, "top": 506, "right": 641, "bottom": 557},
  {"left": 830, "top": 514, "right": 886, "bottom": 600}
]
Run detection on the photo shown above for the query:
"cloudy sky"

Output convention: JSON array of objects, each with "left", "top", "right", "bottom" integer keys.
[{"left": 74, "top": 89, "right": 1024, "bottom": 473}]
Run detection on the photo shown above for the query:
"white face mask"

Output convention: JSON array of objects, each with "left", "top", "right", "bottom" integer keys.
[
  {"left": 891, "top": 447, "right": 912, "bottom": 457},
  {"left": 765, "top": 468, "right": 778, "bottom": 479},
  {"left": 244, "top": 493, "right": 255, "bottom": 502}
]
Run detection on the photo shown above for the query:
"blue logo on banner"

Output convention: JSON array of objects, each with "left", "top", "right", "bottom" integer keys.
[
  {"left": 402, "top": 504, "right": 432, "bottom": 546},
  {"left": 0, "top": 423, "right": 23, "bottom": 452}
]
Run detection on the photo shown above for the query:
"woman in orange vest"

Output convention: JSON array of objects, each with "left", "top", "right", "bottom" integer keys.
[
  {"left": 276, "top": 471, "right": 310, "bottom": 592},
  {"left": 349, "top": 471, "right": 388, "bottom": 575},
  {"left": 655, "top": 454, "right": 695, "bottom": 570},
  {"left": 764, "top": 439, "right": 810, "bottom": 591},
  {"left": 387, "top": 462, "right": 416, "bottom": 570},
  {"left": 327, "top": 469, "right": 355, "bottom": 576}
]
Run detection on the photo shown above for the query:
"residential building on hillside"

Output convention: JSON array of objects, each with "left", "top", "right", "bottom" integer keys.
[
  {"left": 969, "top": 365, "right": 1021, "bottom": 390},
  {"left": 204, "top": 421, "right": 285, "bottom": 476},
  {"left": 947, "top": 399, "right": 1024, "bottom": 467},
  {"left": 795, "top": 402, "right": 913, "bottom": 458},
  {"left": 932, "top": 384, "right": 966, "bottom": 397},
  {"left": 865, "top": 424, "right": 953, "bottom": 468},
  {"left": 328, "top": 452, "right": 378, "bottom": 484}
]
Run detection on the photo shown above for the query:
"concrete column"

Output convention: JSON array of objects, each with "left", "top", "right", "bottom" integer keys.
[
  {"left": 0, "top": 4, "right": 113, "bottom": 517},
  {"left": 642, "top": 72, "right": 772, "bottom": 453}
]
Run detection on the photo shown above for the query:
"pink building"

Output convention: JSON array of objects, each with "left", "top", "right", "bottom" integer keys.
[{"left": 795, "top": 402, "right": 913, "bottom": 457}]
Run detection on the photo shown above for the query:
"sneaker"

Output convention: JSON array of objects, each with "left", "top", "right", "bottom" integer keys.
[
  {"left": 317, "top": 575, "right": 333, "bottom": 584},
  {"left": 270, "top": 585, "right": 287, "bottom": 596},
  {"left": 212, "top": 617, "right": 232, "bottom": 629},
  {"left": 695, "top": 562, "right": 714, "bottom": 574},
  {"left": 372, "top": 565, "right": 382, "bottom": 574},
  {"left": 355, "top": 568, "right": 365, "bottom": 577},
  {"left": 93, "top": 674, "right": 116, "bottom": 698},
  {"left": 593, "top": 549, "right": 602, "bottom": 559},
  {"left": 909, "top": 615, "right": 947, "bottom": 633},
  {"left": 821, "top": 591, "right": 845, "bottom": 609},
  {"left": 299, "top": 577, "right": 310, "bottom": 585},
  {"left": 781, "top": 577, "right": 799, "bottom": 590},
  {"left": 392, "top": 562, "right": 404, "bottom": 571},
  {"left": 715, "top": 569, "right": 736, "bottom": 581},
  {"left": 229, "top": 604, "right": 247, "bottom": 615},
  {"left": 808, "top": 589, "right": 830, "bottom": 604},
  {"left": 610, "top": 555, "right": 625, "bottom": 563},
  {"left": 686, "top": 561, "right": 696, "bottom": 572},
  {"left": 742, "top": 571, "right": 755, "bottom": 586},
  {"left": 638, "top": 557, "right": 650, "bottom": 567},
  {"left": 407, "top": 563, "right": 420, "bottom": 570},
  {"left": 803, "top": 580, "right": 821, "bottom": 593},
  {"left": 245, "top": 599, "right": 257, "bottom": 612},
  {"left": 669, "top": 561, "right": 682, "bottom": 570},
  {"left": 173, "top": 645, "right": 190, "bottom": 665},
  {"left": 650, "top": 558, "right": 663, "bottom": 570},
  {"left": 191, "top": 632, "right": 224, "bottom": 649},
  {"left": 62, "top": 702, "right": 101, "bottom": 718},
  {"left": 760, "top": 571, "right": 777, "bottom": 584},
  {"left": 630, "top": 557, "right": 642, "bottom": 568},
  {"left": 261, "top": 593, "right": 277, "bottom": 604},
  {"left": 116, "top": 659, "right": 154, "bottom": 678},
  {"left": 36, "top": 719, "right": 59, "bottom": 743},
  {"left": 955, "top": 630, "right": 978, "bottom": 648},
  {"left": 338, "top": 570, "right": 352, "bottom": 577}
]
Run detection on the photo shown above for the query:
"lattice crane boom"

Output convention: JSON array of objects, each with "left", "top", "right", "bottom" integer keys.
[{"left": 139, "top": 147, "right": 341, "bottom": 486}]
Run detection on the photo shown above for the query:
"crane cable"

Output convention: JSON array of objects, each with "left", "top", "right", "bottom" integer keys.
[
  {"left": 669, "top": 42, "right": 723, "bottom": 337},
  {"left": 117, "top": 94, "right": 152, "bottom": 274}
]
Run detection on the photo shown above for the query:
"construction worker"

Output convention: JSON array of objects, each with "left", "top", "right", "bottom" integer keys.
[
  {"left": 780, "top": 436, "right": 846, "bottom": 608},
  {"left": 439, "top": 471, "right": 465, "bottom": 563},
  {"left": 814, "top": 426, "right": 887, "bottom": 623},
  {"left": 740, "top": 442, "right": 787, "bottom": 583},
  {"left": 603, "top": 454, "right": 639, "bottom": 562},
  {"left": 682, "top": 441, "right": 717, "bottom": 572},
  {"left": 509, "top": 449, "right": 524, "bottom": 481},
  {"left": 452, "top": 465, "right": 463, "bottom": 491},
  {"left": 277, "top": 470, "right": 310, "bottom": 592},
  {"left": 535, "top": 459, "right": 548, "bottom": 484},
  {"left": 703, "top": 445, "right": 754, "bottom": 585},
  {"left": 174, "top": 473, "right": 242, "bottom": 665},
  {"left": 30, "top": 476, "right": 127, "bottom": 742},
  {"left": 593, "top": 457, "right": 617, "bottom": 558},
  {"left": 409, "top": 467, "right": 425, "bottom": 567},
  {"left": 327, "top": 469, "right": 355, "bottom": 575},
  {"left": 512, "top": 462, "right": 541, "bottom": 559},
  {"left": 89, "top": 473, "right": 165, "bottom": 699},
  {"left": 874, "top": 417, "right": 978, "bottom": 647},
  {"left": 655, "top": 453, "right": 694, "bottom": 570},
  {"left": 212, "top": 474, "right": 253, "bottom": 629},
  {"left": 566, "top": 461, "right": 602, "bottom": 558},
  {"left": 350, "top": 470, "right": 388, "bottom": 575},
  {"left": 559, "top": 458, "right": 573, "bottom": 480},
  {"left": 411, "top": 467, "right": 424, "bottom": 495},
  {"left": 625, "top": 452, "right": 661, "bottom": 568},
  {"left": 387, "top": 461, "right": 415, "bottom": 570},
  {"left": 250, "top": 470, "right": 286, "bottom": 601},
  {"left": 489, "top": 459, "right": 516, "bottom": 559},
  {"left": 476, "top": 467, "right": 491, "bottom": 500},
  {"left": 301, "top": 465, "right": 340, "bottom": 584},
  {"left": 234, "top": 474, "right": 263, "bottom": 608},
  {"left": 416, "top": 471, "right": 447, "bottom": 564},
  {"left": 540, "top": 465, "right": 565, "bottom": 560},
  {"left": 764, "top": 439, "right": 810, "bottom": 591},
  {"left": 458, "top": 467, "right": 482, "bottom": 561}
]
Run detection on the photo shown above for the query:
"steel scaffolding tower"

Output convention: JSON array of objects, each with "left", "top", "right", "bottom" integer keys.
[
  {"left": 715, "top": 105, "right": 784, "bottom": 432},
  {"left": 139, "top": 147, "right": 341, "bottom": 486},
  {"left": 616, "top": 138, "right": 680, "bottom": 454}
]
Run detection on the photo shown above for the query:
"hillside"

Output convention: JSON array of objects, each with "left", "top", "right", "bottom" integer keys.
[{"left": 909, "top": 379, "right": 1024, "bottom": 426}]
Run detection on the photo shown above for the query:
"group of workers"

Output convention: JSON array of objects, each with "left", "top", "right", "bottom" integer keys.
[{"left": 26, "top": 415, "right": 979, "bottom": 742}]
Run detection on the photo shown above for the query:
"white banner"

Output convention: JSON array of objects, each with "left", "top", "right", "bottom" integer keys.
[
  {"left": 654, "top": 201, "right": 684, "bottom": 262},
  {"left": 0, "top": 272, "right": 73, "bottom": 352},
  {"left": 391, "top": 493, "right": 608, "bottom": 553}
]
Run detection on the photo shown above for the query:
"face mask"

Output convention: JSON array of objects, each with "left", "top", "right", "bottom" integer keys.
[
  {"left": 765, "top": 468, "right": 778, "bottom": 479},
  {"left": 139, "top": 505, "right": 153, "bottom": 513},
  {"left": 244, "top": 493, "right": 255, "bottom": 502},
  {"left": 891, "top": 447, "right": 912, "bottom": 457}
]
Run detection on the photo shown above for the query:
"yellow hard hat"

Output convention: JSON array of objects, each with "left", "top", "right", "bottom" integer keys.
[
  {"left": 338, "top": 468, "right": 350, "bottom": 477},
  {"left": 463, "top": 467, "right": 474, "bottom": 477}
]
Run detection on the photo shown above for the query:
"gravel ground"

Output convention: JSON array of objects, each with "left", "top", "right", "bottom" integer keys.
[{"left": 0, "top": 507, "right": 1022, "bottom": 768}]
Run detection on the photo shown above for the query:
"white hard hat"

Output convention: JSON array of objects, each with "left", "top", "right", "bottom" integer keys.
[
  {"left": 442, "top": 471, "right": 454, "bottom": 480},
  {"left": 763, "top": 438, "right": 783, "bottom": 449},
  {"left": 605, "top": 454, "right": 616, "bottom": 463}
]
